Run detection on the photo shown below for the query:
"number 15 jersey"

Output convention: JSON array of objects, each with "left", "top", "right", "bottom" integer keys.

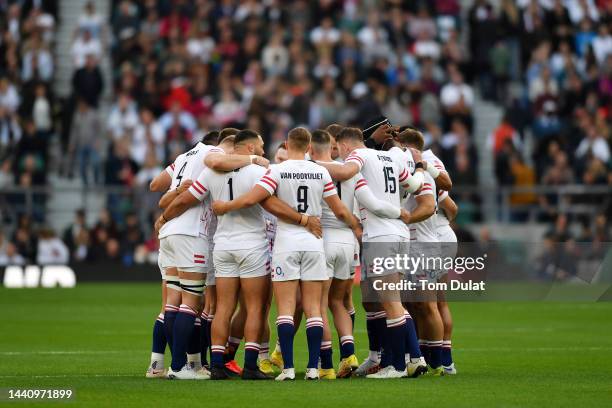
[
  {"left": 345, "top": 148, "right": 410, "bottom": 240},
  {"left": 257, "top": 159, "right": 337, "bottom": 253}
]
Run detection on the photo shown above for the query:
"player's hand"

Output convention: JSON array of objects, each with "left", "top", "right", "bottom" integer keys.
[
  {"left": 372, "top": 124, "right": 394, "bottom": 144},
  {"left": 305, "top": 216, "right": 322, "bottom": 238},
  {"left": 252, "top": 156, "right": 270, "bottom": 168},
  {"left": 399, "top": 209, "right": 411, "bottom": 225},
  {"left": 177, "top": 179, "right": 193, "bottom": 193},
  {"left": 212, "top": 200, "right": 228, "bottom": 215}
]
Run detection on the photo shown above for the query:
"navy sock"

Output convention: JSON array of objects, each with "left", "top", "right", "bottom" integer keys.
[
  {"left": 320, "top": 341, "right": 333, "bottom": 369},
  {"left": 211, "top": 345, "right": 225, "bottom": 368},
  {"left": 200, "top": 313, "right": 209, "bottom": 365},
  {"left": 163, "top": 305, "right": 178, "bottom": 353},
  {"left": 429, "top": 340, "right": 443, "bottom": 369},
  {"left": 387, "top": 317, "right": 407, "bottom": 371},
  {"left": 404, "top": 312, "right": 421, "bottom": 359},
  {"left": 276, "top": 315, "right": 295, "bottom": 369},
  {"left": 365, "top": 312, "right": 385, "bottom": 355},
  {"left": 380, "top": 326, "right": 392, "bottom": 368},
  {"left": 244, "top": 342, "right": 260, "bottom": 370},
  {"left": 419, "top": 340, "right": 431, "bottom": 365},
  {"left": 349, "top": 308, "right": 355, "bottom": 330},
  {"left": 206, "top": 315, "right": 214, "bottom": 357},
  {"left": 170, "top": 305, "right": 197, "bottom": 371},
  {"left": 187, "top": 317, "right": 201, "bottom": 355},
  {"left": 305, "top": 317, "right": 324, "bottom": 369},
  {"left": 225, "top": 337, "right": 241, "bottom": 361},
  {"left": 339, "top": 335, "right": 355, "bottom": 358},
  {"left": 152, "top": 313, "right": 166, "bottom": 354},
  {"left": 442, "top": 340, "right": 453, "bottom": 366}
]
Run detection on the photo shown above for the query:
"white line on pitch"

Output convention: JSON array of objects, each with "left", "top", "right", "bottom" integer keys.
[
  {"left": 0, "top": 350, "right": 140, "bottom": 356},
  {"left": 0, "top": 374, "right": 138, "bottom": 379}
]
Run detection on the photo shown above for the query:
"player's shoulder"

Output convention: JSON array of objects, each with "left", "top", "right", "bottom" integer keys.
[{"left": 243, "top": 163, "right": 267, "bottom": 177}]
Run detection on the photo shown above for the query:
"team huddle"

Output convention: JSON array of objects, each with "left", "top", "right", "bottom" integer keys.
[{"left": 145, "top": 117, "right": 459, "bottom": 381}]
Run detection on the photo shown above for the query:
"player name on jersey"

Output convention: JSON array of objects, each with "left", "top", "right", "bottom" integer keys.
[{"left": 279, "top": 172, "right": 324, "bottom": 180}]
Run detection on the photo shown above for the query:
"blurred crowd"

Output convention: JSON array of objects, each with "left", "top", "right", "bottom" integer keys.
[{"left": 1, "top": 0, "right": 611, "bottom": 266}]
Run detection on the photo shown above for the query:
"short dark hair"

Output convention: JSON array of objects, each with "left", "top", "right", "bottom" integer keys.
[
  {"left": 287, "top": 127, "right": 311, "bottom": 151},
  {"left": 218, "top": 127, "right": 240, "bottom": 143},
  {"left": 336, "top": 127, "right": 363, "bottom": 143},
  {"left": 201, "top": 131, "right": 219, "bottom": 145},
  {"left": 311, "top": 129, "right": 331, "bottom": 146},
  {"left": 235, "top": 129, "right": 260, "bottom": 145},
  {"left": 325, "top": 124, "right": 343, "bottom": 138}
]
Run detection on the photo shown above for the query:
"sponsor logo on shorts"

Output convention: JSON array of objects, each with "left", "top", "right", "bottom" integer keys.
[{"left": 275, "top": 266, "right": 283, "bottom": 277}]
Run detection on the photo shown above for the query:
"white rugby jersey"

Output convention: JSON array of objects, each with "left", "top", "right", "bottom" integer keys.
[
  {"left": 189, "top": 164, "right": 268, "bottom": 251},
  {"left": 263, "top": 210, "right": 277, "bottom": 251},
  {"left": 405, "top": 172, "right": 438, "bottom": 242},
  {"left": 422, "top": 149, "right": 451, "bottom": 228},
  {"left": 320, "top": 161, "right": 401, "bottom": 243},
  {"left": 257, "top": 159, "right": 336, "bottom": 252},
  {"left": 345, "top": 148, "right": 411, "bottom": 240},
  {"left": 158, "top": 143, "right": 223, "bottom": 239}
]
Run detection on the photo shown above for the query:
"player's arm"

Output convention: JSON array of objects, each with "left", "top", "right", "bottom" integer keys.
[
  {"left": 354, "top": 180, "right": 412, "bottom": 225},
  {"left": 149, "top": 165, "right": 173, "bottom": 192},
  {"left": 439, "top": 194, "right": 458, "bottom": 221},
  {"left": 408, "top": 189, "right": 436, "bottom": 224},
  {"left": 212, "top": 185, "right": 270, "bottom": 215},
  {"left": 318, "top": 160, "right": 360, "bottom": 182},
  {"left": 261, "top": 195, "right": 322, "bottom": 238},
  {"left": 158, "top": 179, "right": 192, "bottom": 209},
  {"left": 155, "top": 174, "right": 209, "bottom": 231},
  {"left": 205, "top": 152, "right": 269, "bottom": 171},
  {"left": 324, "top": 194, "right": 362, "bottom": 239},
  {"left": 424, "top": 161, "right": 452, "bottom": 191}
]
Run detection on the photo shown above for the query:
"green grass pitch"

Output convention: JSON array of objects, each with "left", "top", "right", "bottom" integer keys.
[{"left": 1, "top": 283, "right": 611, "bottom": 407}]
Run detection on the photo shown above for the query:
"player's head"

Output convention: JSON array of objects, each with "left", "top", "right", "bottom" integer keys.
[
  {"left": 234, "top": 129, "right": 264, "bottom": 156},
  {"left": 218, "top": 127, "right": 239, "bottom": 144},
  {"left": 309, "top": 129, "right": 332, "bottom": 160},
  {"left": 335, "top": 127, "right": 364, "bottom": 159},
  {"left": 219, "top": 135, "right": 235, "bottom": 154},
  {"left": 325, "top": 123, "right": 343, "bottom": 138},
  {"left": 201, "top": 130, "right": 219, "bottom": 146},
  {"left": 274, "top": 143, "right": 288, "bottom": 163},
  {"left": 287, "top": 127, "right": 311, "bottom": 154},
  {"left": 397, "top": 127, "right": 424, "bottom": 151}
]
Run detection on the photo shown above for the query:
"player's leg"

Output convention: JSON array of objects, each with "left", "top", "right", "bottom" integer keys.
[
  {"left": 344, "top": 284, "right": 355, "bottom": 329},
  {"left": 319, "top": 278, "right": 335, "bottom": 379},
  {"left": 437, "top": 274, "right": 456, "bottom": 374},
  {"left": 209, "top": 276, "right": 240, "bottom": 379},
  {"left": 164, "top": 267, "right": 181, "bottom": 354},
  {"left": 241, "top": 273, "right": 272, "bottom": 380},
  {"left": 186, "top": 294, "right": 204, "bottom": 371},
  {"left": 420, "top": 299, "right": 445, "bottom": 376},
  {"left": 273, "top": 279, "right": 299, "bottom": 380},
  {"left": 354, "top": 282, "right": 385, "bottom": 376},
  {"left": 225, "top": 294, "right": 246, "bottom": 374},
  {"left": 202, "top": 282, "right": 217, "bottom": 367},
  {"left": 330, "top": 278, "right": 357, "bottom": 378},
  {"left": 146, "top": 279, "right": 168, "bottom": 378},
  {"left": 258, "top": 280, "right": 274, "bottom": 374},
  {"left": 402, "top": 305, "right": 427, "bottom": 377}
]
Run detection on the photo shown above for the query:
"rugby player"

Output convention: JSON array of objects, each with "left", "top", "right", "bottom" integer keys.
[
  {"left": 156, "top": 133, "right": 268, "bottom": 380},
  {"left": 318, "top": 127, "right": 424, "bottom": 379},
  {"left": 309, "top": 129, "right": 413, "bottom": 379},
  {"left": 212, "top": 127, "right": 360, "bottom": 381},
  {"left": 157, "top": 129, "right": 322, "bottom": 380}
]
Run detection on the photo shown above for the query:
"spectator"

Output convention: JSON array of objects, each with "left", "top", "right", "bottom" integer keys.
[
  {"left": 131, "top": 107, "right": 165, "bottom": 166},
  {"left": 62, "top": 209, "right": 89, "bottom": 259},
  {"left": 71, "top": 30, "right": 102, "bottom": 69},
  {"left": 104, "top": 139, "right": 138, "bottom": 187},
  {"left": 77, "top": 1, "right": 105, "bottom": 39},
  {"left": 107, "top": 93, "right": 138, "bottom": 140},
  {"left": 72, "top": 54, "right": 104, "bottom": 108},
  {"left": 0, "top": 242, "right": 25, "bottom": 266},
  {"left": 0, "top": 78, "right": 20, "bottom": 114},
  {"left": 68, "top": 99, "right": 102, "bottom": 185},
  {"left": 36, "top": 227, "right": 69, "bottom": 265}
]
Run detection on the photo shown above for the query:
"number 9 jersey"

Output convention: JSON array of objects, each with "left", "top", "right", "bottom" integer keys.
[{"left": 257, "top": 159, "right": 337, "bottom": 253}]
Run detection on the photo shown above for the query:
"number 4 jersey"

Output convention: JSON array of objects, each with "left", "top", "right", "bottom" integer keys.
[
  {"left": 257, "top": 159, "right": 337, "bottom": 253},
  {"left": 188, "top": 164, "right": 268, "bottom": 251},
  {"left": 158, "top": 142, "right": 224, "bottom": 240}
]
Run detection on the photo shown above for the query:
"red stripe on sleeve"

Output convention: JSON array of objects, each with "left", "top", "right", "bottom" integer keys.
[{"left": 260, "top": 179, "right": 276, "bottom": 191}]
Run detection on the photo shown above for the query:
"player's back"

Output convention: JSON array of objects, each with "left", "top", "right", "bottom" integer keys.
[
  {"left": 423, "top": 149, "right": 452, "bottom": 230},
  {"left": 346, "top": 148, "right": 409, "bottom": 240},
  {"left": 262, "top": 159, "right": 334, "bottom": 252},
  {"left": 319, "top": 161, "right": 358, "bottom": 241},
  {"left": 159, "top": 143, "right": 223, "bottom": 239},
  {"left": 405, "top": 172, "right": 438, "bottom": 242},
  {"left": 202, "top": 164, "right": 268, "bottom": 250}
]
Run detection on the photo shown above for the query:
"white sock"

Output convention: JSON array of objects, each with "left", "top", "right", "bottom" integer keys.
[
  {"left": 368, "top": 350, "right": 380, "bottom": 363},
  {"left": 259, "top": 342, "right": 270, "bottom": 360},
  {"left": 150, "top": 352, "right": 164, "bottom": 367},
  {"left": 187, "top": 353, "right": 201, "bottom": 368}
]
